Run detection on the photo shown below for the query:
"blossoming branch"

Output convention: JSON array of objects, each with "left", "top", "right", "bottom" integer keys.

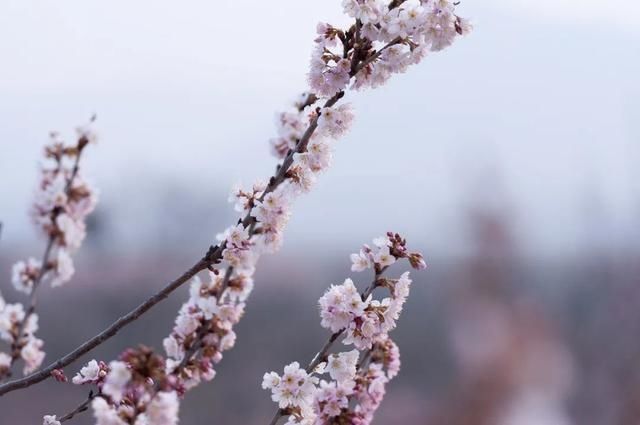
[
  {"left": 0, "top": 124, "right": 97, "bottom": 381},
  {"left": 263, "top": 233, "right": 426, "bottom": 425},
  {"left": 0, "top": 0, "right": 470, "bottom": 423}
]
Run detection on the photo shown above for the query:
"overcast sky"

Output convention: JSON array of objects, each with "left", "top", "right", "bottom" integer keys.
[{"left": 1, "top": 0, "right": 638, "bottom": 257}]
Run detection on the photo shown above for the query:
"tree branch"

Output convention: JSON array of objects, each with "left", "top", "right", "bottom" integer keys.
[
  {"left": 0, "top": 92, "right": 345, "bottom": 398},
  {"left": 58, "top": 390, "right": 98, "bottom": 423}
]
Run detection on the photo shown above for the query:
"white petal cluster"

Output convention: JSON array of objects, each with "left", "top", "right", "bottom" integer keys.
[
  {"left": 262, "top": 362, "right": 319, "bottom": 409},
  {"left": 11, "top": 258, "right": 42, "bottom": 294},
  {"left": 312, "top": 0, "right": 471, "bottom": 95},
  {"left": 102, "top": 361, "right": 131, "bottom": 403},
  {"left": 325, "top": 349, "right": 359, "bottom": 383},
  {"left": 142, "top": 391, "right": 180, "bottom": 425},
  {"left": 42, "top": 415, "right": 61, "bottom": 425},
  {"left": 163, "top": 271, "right": 246, "bottom": 389},
  {"left": 72, "top": 359, "right": 107, "bottom": 385},
  {"left": 91, "top": 397, "right": 127, "bottom": 425},
  {"left": 318, "top": 272, "right": 412, "bottom": 350},
  {"left": 89, "top": 349, "right": 182, "bottom": 425},
  {"left": 351, "top": 233, "right": 426, "bottom": 272},
  {"left": 0, "top": 298, "right": 45, "bottom": 375},
  {"left": 270, "top": 108, "right": 309, "bottom": 159},
  {"left": 309, "top": 24, "right": 352, "bottom": 98},
  {"left": 319, "top": 279, "right": 367, "bottom": 333},
  {"left": 317, "top": 104, "right": 354, "bottom": 139},
  {"left": 263, "top": 233, "right": 424, "bottom": 424}
]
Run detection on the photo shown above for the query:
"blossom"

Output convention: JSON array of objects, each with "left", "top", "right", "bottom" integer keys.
[
  {"left": 313, "top": 379, "right": 353, "bottom": 419},
  {"left": 43, "top": 415, "right": 61, "bottom": 425},
  {"left": 50, "top": 249, "right": 75, "bottom": 287},
  {"left": 0, "top": 303, "right": 25, "bottom": 342},
  {"left": 309, "top": 50, "right": 351, "bottom": 98},
  {"left": 319, "top": 279, "right": 367, "bottom": 333},
  {"left": 56, "top": 213, "right": 86, "bottom": 251},
  {"left": 102, "top": 361, "right": 131, "bottom": 403},
  {"left": 145, "top": 391, "right": 179, "bottom": 425},
  {"left": 228, "top": 181, "right": 267, "bottom": 213},
  {"left": 196, "top": 295, "right": 219, "bottom": 320},
  {"left": 92, "top": 397, "right": 127, "bottom": 425},
  {"left": 11, "top": 258, "right": 42, "bottom": 294},
  {"left": 262, "top": 371, "right": 281, "bottom": 390},
  {"left": 266, "top": 362, "right": 319, "bottom": 409},
  {"left": 350, "top": 249, "right": 372, "bottom": 272},
  {"left": 326, "top": 349, "right": 359, "bottom": 383},
  {"left": 317, "top": 104, "right": 354, "bottom": 139},
  {"left": 342, "top": 0, "right": 384, "bottom": 25},
  {"left": 163, "top": 335, "right": 183, "bottom": 362},
  {"left": 373, "top": 246, "right": 396, "bottom": 267},
  {"left": 21, "top": 337, "right": 45, "bottom": 374},
  {"left": 72, "top": 359, "right": 102, "bottom": 385}
]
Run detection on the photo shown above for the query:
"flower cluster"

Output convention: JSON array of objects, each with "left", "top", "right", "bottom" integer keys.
[
  {"left": 263, "top": 233, "right": 424, "bottom": 424},
  {"left": 0, "top": 295, "right": 42, "bottom": 375},
  {"left": 350, "top": 231, "right": 427, "bottom": 273},
  {"left": 72, "top": 359, "right": 109, "bottom": 385},
  {"left": 311, "top": 0, "right": 471, "bottom": 97},
  {"left": 2, "top": 125, "right": 97, "bottom": 379},
  {"left": 163, "top": 270, "right": 247, "bottom": 389},
  {"left": 16, "top": 128, "right": 98, "bottom": 292},
  {"left": 73, "top": 347, "right": 180, "bottom": 425}
]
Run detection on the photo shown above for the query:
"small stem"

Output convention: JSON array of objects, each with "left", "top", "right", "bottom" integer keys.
[
  {"left": 352, "top": 37, "right": 404, "bottom": 76},
  {"left": 58, "top": 390, "right": 97, "bottom": 423},
  {"left": 269, "top": 409, "right": 286, "bottom": 425}
]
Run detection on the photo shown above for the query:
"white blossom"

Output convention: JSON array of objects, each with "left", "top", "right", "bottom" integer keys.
[
  {"left": 72, "top": 359, "right": 101, "bottom": 385},
  {"left": 317, "top": 104, "right": 354, "bottom": 139},
  {"left": 146, "top": 391, "right": 179, "bottom": 425},
  {"left": 43, "top": 415, "right": 61, "bottom": 425},
  {"left": 326, "top": 349, "right": 359, "bottom": 383},
  {"left": 92, "top": 398, "right": 127, "bottom": 425},
  {"left": 102, "top": 361, "right": 131, "bottom": 403}
]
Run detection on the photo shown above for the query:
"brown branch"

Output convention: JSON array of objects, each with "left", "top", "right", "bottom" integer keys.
[
  {"left": 0, "top": 257, "right": 210, "bottom": 396},
  {"left": 0, "top": 92, "right": 345, "bottom": 398}
]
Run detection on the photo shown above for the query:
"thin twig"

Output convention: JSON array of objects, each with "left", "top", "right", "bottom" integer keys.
[
  {"left": 353, "top": 36, "right": 404, "bottom": 75},
  {"left": 58, "top": 390, "right": 98, "bottom": 423}
]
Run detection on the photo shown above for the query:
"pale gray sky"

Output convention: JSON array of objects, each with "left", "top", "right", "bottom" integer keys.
[{"left": 1, "top": 1, "right": 638, "bottom": 257}]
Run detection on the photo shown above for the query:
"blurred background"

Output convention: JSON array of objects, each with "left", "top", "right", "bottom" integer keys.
[{"left": 1, "top": 0, "right": 639, "bottom": 423}]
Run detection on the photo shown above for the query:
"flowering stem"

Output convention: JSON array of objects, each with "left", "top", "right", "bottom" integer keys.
[
  {"left": 0, "top": 91, "right": 346, "bottom": 398},
  {"left": 268, "top": 268, "right": 385, "bottom": 425},
  {"left": 4, "top": 150, "right": 85, "bottom": 379}
]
